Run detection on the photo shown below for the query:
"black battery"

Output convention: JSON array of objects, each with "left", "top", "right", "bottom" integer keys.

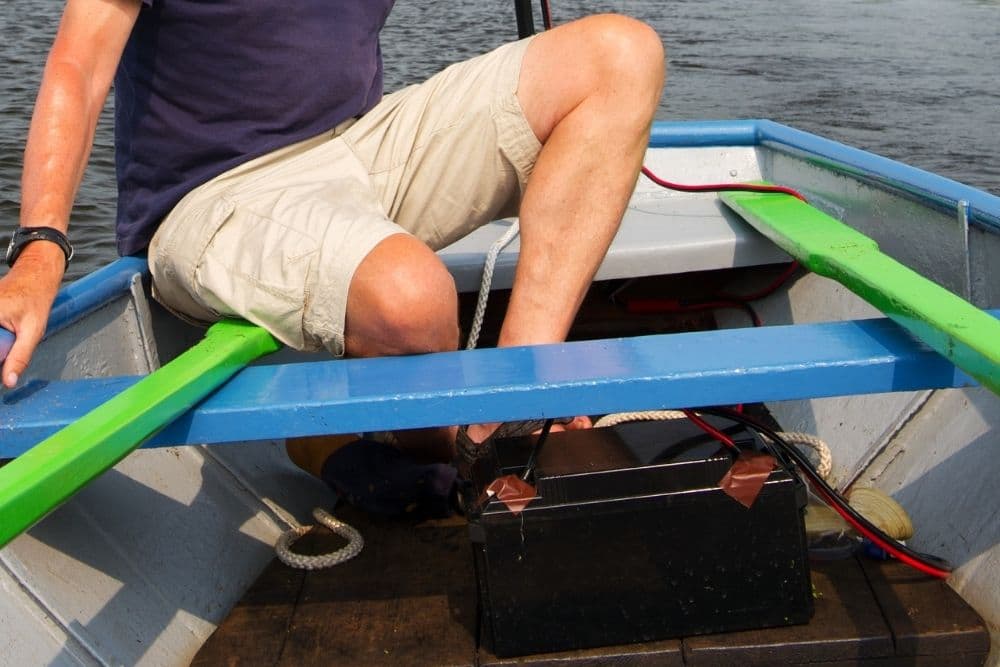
[{"left": 464, "top": 418, "right": 813, "bottom": 657}]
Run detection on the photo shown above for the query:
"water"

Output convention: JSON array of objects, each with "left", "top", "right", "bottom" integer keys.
[{"left": 2, "top": 0, "right": 999, "bottom": 281}]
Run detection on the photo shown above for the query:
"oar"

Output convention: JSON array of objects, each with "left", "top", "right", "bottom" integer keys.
[
  {"left": 719, "top": 189, "right": 1000, "bottom": 396},
  {"left": 0, "top": 320, "right": 280, "bottom": 548}
]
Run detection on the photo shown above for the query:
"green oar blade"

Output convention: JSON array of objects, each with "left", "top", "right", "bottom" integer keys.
[
  {"left": 720, "top": 190, "right": 1000, "bottom": 396},
  {"left": 0, "top": 320, "right": 280, "bottom": 548}
]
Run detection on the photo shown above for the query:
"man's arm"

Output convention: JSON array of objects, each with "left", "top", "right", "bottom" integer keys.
[{"left": 0, "top": 0, "right": 140, "bottom": 388}]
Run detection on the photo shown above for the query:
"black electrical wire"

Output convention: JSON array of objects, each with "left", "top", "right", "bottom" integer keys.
[
  {"left": 521, "top": 418, "right": 556, "bottom": 482},
  {"left": 694, "top": 407, "right": 953, "bottom": 579}
]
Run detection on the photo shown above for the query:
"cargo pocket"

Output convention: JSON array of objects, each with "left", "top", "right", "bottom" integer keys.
[
  {"left": 150, "top": 196, "right": 237, "bottom": 325},
  {"left": 194, "top": 205, "right": 319, "bottom": 351}
]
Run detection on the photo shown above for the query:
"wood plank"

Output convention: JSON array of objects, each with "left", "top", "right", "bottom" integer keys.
[
  {"left": 766, "top": 657, "right": 986, "bottom": 667},
  {"left": 861, "top": 559, "right": 990, "bottom": 661},
  {"left": 192, "top": 559, "right": 306, "bottom": 667},
  {"left": 682, "top": 560, "right": 894, "bottom": 665},
  {"left": 275, "top": 510, "right": 477, "bottom": 667},
  {"left": 479, "top": 636, "right": 683, "bottom": 666},
  {"left": 199, "top": 520, "right": 991, "bottom": 666}
]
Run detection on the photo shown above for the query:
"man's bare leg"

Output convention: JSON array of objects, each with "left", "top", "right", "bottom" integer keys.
[
  {"left": 466, "top": 15, "right": 665, "bottom": 442},
  {"left": 343, "top": 233, "right": 461, "bottom": 462}
]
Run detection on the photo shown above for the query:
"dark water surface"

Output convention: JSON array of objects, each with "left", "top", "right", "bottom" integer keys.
[{"left": 2, "top": 0, "right": 999, "bottom": 281}]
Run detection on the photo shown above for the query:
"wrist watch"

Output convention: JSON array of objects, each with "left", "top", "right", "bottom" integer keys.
[{"left": 5, "top": 226, "right": 74, "bottom": 270}]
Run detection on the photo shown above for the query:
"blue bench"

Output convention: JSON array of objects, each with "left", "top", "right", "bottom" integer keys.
[{"left": 1, "top": 305, "right": 987, "bottom": 457}]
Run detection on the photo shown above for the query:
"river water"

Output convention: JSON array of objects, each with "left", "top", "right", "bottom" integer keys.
[{"left": 2, "top": 0, "right": 999, "bottom": 281}]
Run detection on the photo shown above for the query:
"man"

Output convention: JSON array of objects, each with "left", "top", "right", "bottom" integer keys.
[{"left": 0, "top": 0, "right": 664, "bottom": 502}]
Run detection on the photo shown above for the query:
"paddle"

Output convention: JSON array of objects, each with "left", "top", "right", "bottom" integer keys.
[
  {"left": 720, "top": 189, "right": 1000, "bottom": 397},
  {"left": 0, "top": 319, "right": 280, "bottom": 548}
]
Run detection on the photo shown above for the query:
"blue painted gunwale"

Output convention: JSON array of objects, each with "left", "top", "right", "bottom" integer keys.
[
  {"left": 0, "top": 312, "right": 989, "bottom": 457},
  {"left": 649, "top": 120, "right": 1000, "bottom": 233}
]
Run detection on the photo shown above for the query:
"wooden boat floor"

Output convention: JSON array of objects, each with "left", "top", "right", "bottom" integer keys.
[{"left": 193, "top": 507, "right": 990, "bottom": 667}]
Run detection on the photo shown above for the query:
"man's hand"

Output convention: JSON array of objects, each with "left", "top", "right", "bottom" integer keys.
[
  {"left": 2, "top": 0, "right": 142, "bottom": 388},
  {"left": 0, "top": 242, "right": 65, "bottom": 388}
]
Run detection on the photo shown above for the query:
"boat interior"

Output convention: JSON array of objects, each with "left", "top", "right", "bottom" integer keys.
[{"left": 1, "top": 120, "right": 998, "bottom": 665}]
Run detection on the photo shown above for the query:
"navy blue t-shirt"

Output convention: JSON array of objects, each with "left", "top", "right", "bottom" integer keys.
[{"left": 114, "top": 0, "right": 395, "bottom": 255}]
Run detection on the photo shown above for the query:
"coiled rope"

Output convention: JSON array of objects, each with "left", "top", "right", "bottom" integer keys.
[{"left": 275, "top": 507, "right": 365, "bottom": 570}]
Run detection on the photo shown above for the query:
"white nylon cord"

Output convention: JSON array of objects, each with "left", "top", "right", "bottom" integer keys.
[
  {"left": 275, "top": 507, "right": 365, "bottom": 570},
  {"left": 466, "top": 221, "right": 520, "bottom": 350},
  {"left": 594, "top": 410, "right": 687, "bottom": 427},
  {"left": 766, "top": 431, "right": 833, "bottom": 480}
]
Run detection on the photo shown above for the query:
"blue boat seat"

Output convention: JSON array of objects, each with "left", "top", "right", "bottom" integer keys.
[{"left": 2, "top": 311, "right": 991, "bottom": 457}]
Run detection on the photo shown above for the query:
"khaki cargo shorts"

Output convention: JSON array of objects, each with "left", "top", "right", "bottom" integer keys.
[{"left": 148, "top": 37, "right": 539, "bottom": 356}]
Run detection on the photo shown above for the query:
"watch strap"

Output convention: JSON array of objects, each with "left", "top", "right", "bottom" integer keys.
[{"left": 5, "top": 226, "right": 74, "bottom": 270}]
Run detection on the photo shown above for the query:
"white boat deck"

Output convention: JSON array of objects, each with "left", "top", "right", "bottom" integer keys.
[
  {"left": 441, "top": 193, "right": 789, "bottom": 292},
  {"left": 441, "top": 146, "right": 788, "bottom": 292}
]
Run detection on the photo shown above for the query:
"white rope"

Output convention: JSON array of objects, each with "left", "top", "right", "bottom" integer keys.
[
  {"left": 767, "top": 431, "right": 833, "bottom": 480},
  {"left": 594, "top": 410, "right": 687, "bottom": 427},
  {"left": 594, "top": 411, "right": 833, "bottom": 480},
  {"left": 275, "top": 507, "right": 365, "bottom": 570},
  {"left": 466, "top": 221, "right": 520, "bottom": 350}
]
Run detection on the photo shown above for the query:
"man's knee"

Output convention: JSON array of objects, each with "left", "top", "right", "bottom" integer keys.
[
  {"left": 521, "top": 15, "right": 664, "bottom": 139},
  {"left": 576, "top": 15, "right": 665, "bottom": 105},
  {"left": 579, "top": 15, "right": 664, "bottom": 78},
  {"left": 345, "top": 236, "right": 459, "bottom": 357},
  {"left": 379, "top": 262, "right": 459, "bottom": 353}
]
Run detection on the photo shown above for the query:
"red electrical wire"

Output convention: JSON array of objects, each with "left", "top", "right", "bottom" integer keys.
[
  {"left": 677, "top": 407, "right": 951, "bottom": 578},
  {"left": 626, "top": 166, "right": 805, "bottom": 327},
  {"left": 695, "top": 407, "right": 953, "bottom": 580},
  {"left": 640, "top": 166, "right": 808, "bottom": 202},
  {"left": 635, "top": 168, "right": 810, "bottom": 421},
  {"left": 717, "top": 260, "right": 801, "bottom": 302},
  {"left": 543, "top": 0, "right": 946, "bottom": 581},
  {"left": 679, "top": 406, "right": 949, "bottom": 578},
  {"left": 639, "top": 166, "right": 951, "bottom": 578},
  {"left": 627, "top": 298, "right": 763, "bottom": 327},
  {"left": 809, "top": 482, "right": 951, "bottom": 579},
  {"left": 682, "top": 409, "right": 738, "bottom": 450}
]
